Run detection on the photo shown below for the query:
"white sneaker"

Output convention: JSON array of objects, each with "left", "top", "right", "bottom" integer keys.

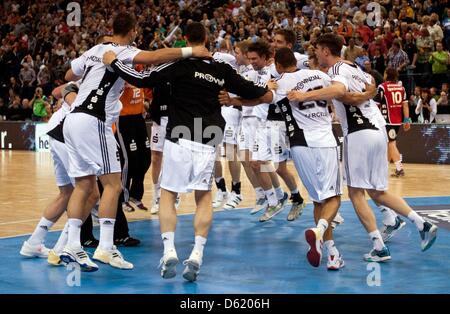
[
  {"left": 20, "top": 240, "right": 50, "bottom": 258},
  {"left": 122, "top": 202, "right": 134, "bottom": 213},
  {"left": 212, "top": 191, "right": 227, "bottom": 209},
  {"left": 182, "top": 250, "right": 203, "bottom": 282},
  {"left": 331, "top": 212, "right": 345, "bottom": 229},
  {"left": 251, "top": 197, "right": 267, "bottom": 214},
  {"left": 93, "top": 245, "right": 133, "bottom": 270},
  {"left": 159, "top": 249, "right": 179, "bottom": 279},
  {"left": 327, "top": 254, "right": 345, "bottom": 270},
  {"left": 175, "top": 195, "right": 181, "bottom": 210},
  {"left": 151, "top": 197, "right": 160, "bottom": 214},
  {"left": 60, "top": 244, "right": 98, "bottom": 272},
  {"left": 223, "top": 191, "right": 243, "bottom": 210}
]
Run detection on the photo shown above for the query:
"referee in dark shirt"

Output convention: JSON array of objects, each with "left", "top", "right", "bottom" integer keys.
[{"left": 103, "top": 22, "right": 273, "bottom": 282}]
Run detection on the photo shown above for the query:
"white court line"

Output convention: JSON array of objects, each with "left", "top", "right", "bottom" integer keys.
[{"left": 1, "top": 195, "right": 449, "bottom": 240}]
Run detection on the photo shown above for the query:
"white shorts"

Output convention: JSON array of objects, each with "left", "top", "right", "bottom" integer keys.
[
  {"left": 291, "top": 146, "right": 342, "bottom": 203},
  {"left": 343, "top": 128, "right": 388, "bottom": 191},
  {"left": 49, "top": 137, "right": 74, "bottom": 187},
  {"left": 238, "top": 116, "right": 258, "bottom": 151},
  {"left": 222, "top": 123, "right": 240, "bottom": 145},
  {"left": 63, "top": 112, "right": 121, "bottom": 178},
  {"left": 151, "top": 116, "right": 168, "bottom": 152},
  {"left": 161, "top": 139, "right": 216, "bottom": 193},
  {"left": 252, "top": 120, "right": 290, "bottom": 163}
]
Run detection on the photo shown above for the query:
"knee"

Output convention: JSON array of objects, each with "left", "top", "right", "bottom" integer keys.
[
  {"left": 250, "top": 160, "right": 260, "bottom": 171},
  {"left": 368, "top": 189, "right": 384, "bottom": 201}
]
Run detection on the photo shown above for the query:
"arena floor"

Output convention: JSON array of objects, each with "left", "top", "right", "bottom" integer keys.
[{"left": 1, "top": 151, "right": 449, "bottom": 293}]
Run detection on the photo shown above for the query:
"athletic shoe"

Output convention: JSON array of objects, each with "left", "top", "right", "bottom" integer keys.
[
  {"left": 278, "top": 192, "right": 289, "bottom": 207},
  {"left": 391, "top": 169, "right": 405, "bottom": 177},
  {"left": 150, "top": 197, "right": 159, "bottom": 214},
  {"left": 363, "top": 246, "right": 391, "bottom": 262},
  {"left": 287, "top": 201, "right": 306, "bottom": 221},
  {"left": 250, "top": 197, "right": 267, "bottom": 214},
  {"left": 81, "top": 238, "right": 99, "bottom": 248},
  {"left": 60, "top": 244, "right": 98, "bottom": 272},
  {"left": 304, "top": 228, "right": 323, "bottom": 267},
  {"left": 212, "top": 190, "right": 227, "bottom": 209},
  {"left": 175, "top": 195, "right": 181, "bottom": 210},
  {"left": 93, "top": 245, "right": 133, "bottom": 270},
  {"left": 381, "top": 216, "right": 406, "bottom": 242},
  {"left": 259, "top": 202, "right": 285, "bottom": 222},
  {"left": 20, "top": 241, "right": 50, "bottom": 258},
  {"left": 47, "top": 250, "right": 64, "bottom": 266},
  {"left": 129, "top": 197, "right": 148, "bottom": 211},
  {"left": 182, "top": 250, "right": 203, "bottom": 282},
  {"left": 420, "top": 221, "right": 438, "bottom": 252},
  {"left": 331, "top": 212, "right": 345, "bottom": 229},
  {"left": 122, "top": 202, "right": 134, "bottom": 213},
  {"left": 327, "top": 254, "right": 345, "bottom": 270},
  {"left": 114, "top": 236, "right": 141, "bottom": 247},
  {"left": 159, "top": 248, "right": 179, "bottom": 279},
  {"left": 223, "top": 191, "right": 243, "bottom": 210}
]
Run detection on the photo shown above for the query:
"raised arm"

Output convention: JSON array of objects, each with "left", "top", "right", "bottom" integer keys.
[{"left": 132, "top": 46, "right": 211, "bottom": 65}]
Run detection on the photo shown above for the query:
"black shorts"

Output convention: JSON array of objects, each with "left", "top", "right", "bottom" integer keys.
[{"left": 386, "top": 125, "right": 401, "bottom": 142}]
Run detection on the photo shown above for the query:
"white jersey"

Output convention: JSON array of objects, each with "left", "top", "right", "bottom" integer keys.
[
  {"left": 213, "top": 52, "right": 237, "bottom": 69},
  {"left": 253, "top": 66, "right": 276, "bottom": 120},
  {"left": 329, "top": 61, "right": 381, "bottom": 136},
  {"left": 237, "top": 64, "right": 259, "bottom": 117},
  {"left": 70, "top": 42, "right": 141, "bottom": 126},
  {"left": 272, "top": 69, "right": 337, "bottom": 148},
  {"left": 269, "top": 52, "right": 309, "bottom": 78}
]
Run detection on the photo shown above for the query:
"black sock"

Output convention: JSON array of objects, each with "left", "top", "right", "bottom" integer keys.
[
  {"left": 290, "top": 192, "right": 303, "bottom": 204},
  {"left": 215, "top": 178, "right": 226, "bottom": 192},
  {"left": 231, "top": 182, "right": 241, "bottom": 195}
]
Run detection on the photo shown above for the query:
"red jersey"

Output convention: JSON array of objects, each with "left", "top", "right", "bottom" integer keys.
[{"left": 377, "top": 82, "right": 406, "bottom": 125}]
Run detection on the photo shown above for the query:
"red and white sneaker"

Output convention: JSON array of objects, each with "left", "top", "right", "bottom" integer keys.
[
  {"left": 327, "top": 254, "right": 345, "bottom": 271},
  {"left": 305, "top": 228, "right": 323, "bottom": 267}
]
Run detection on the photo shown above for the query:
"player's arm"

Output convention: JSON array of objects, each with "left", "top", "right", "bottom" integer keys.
[
  {"left": 65, "top": 69, "right": 82, "bottom": 82},
  {"left": 132, "top": 46, "right": 211, "bottom": 65},
  {"left": 52, "top": 83, "right": 68, "bottom": 99},
  {"left": 402, "top": 100, "right": 411, "bottom": 131},
  {"left": 218, "top": 90, "right": 273, "bottom": 106},
  {"left": 339, "top": 82, "right": 377, "bottom": 105},
  {"left": 287, "top": 81, "right": 346, "bottom": 102}
]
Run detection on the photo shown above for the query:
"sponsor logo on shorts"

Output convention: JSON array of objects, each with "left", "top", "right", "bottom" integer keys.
[
  {"left": 130, "top": 140, "right": 137, "bottom": 152},
  {"left": 225, "top": 128, "right": 233, "bottom": 138},
  {"left": 274, "top": 145, "right": 282, "bottom": 155},
  {"left": 152, "top": 134, "right": 159, "bottom": 144},
  {"left": 145, "top": 137, "right": 150, "bottom": 148}
]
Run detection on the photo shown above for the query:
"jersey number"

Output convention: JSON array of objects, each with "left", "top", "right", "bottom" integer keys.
[
  {"left": 392, "top": 91, "right": 403, "bottom": 104},
  {"left": 298, "top": 86, "right": 327, "bottom": 110}
]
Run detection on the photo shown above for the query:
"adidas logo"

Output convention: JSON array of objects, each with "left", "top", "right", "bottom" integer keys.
[
  {"left": 329, "top": 186, "right": 334, "bottom": 191},
  {"left": 39, "top": 225, "right": 49, "bottom": 231},
  {"left": 162, "top": 237, "right": 169, "bottom": 241}
]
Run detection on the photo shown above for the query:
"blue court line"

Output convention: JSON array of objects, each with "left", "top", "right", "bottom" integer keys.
[{"left": 1, "top": 196, "right": 449, "bottom": 294}]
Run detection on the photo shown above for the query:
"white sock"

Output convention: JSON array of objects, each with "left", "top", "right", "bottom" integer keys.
[
  {"left": 408, "top": 211, "right": 425, "bottom": 231},
  {"left": 28, "top": 217, "right": 54, "bottom": 245},
  {"left": 379, "top": 205, "right": 398, "bottom": 226},
  {"left": 99, "top": 218, "right": 115, "bottom": 251},
  {"left": 324, "top": 240, "right": 339, "bottom": 257},
  {"left": 215, "top": 176, "right": 224, "bottom": 184},
  {"left": 154, "top": 182, "right": 161, "bottom": 199},
  {"left": 369, "top": 230, "right": 385, "bottom": 251},
  {"left": 290, "top": 188, "right": 299, "bottom": 195},
  {"left": 67, "top": 218, "right": 82, "bottom": 248},
  {"left": 193, "top": 235, "right": 207, "bottom": 256},
  {"left": 264, "top": 188, "right": 278, "bottom": 207},
  {"left": 53, "top": 222, "right": 69, "bottom": 253},
  {"left": 317, "top": 219, "right": 329, "bottom": 238},
  {"left": 161, "top": 231, "right": 175, "bottom": 254},
  {"left": 394, "top": 160, "right": 402, "bottom": 171},
  {"left": 255, "top": 187, "right": 265, "bottom": 199},
  {"left": 275, "top": 186, "right": 284, "bottom": 200}
]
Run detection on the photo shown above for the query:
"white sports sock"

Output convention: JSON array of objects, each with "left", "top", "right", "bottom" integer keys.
[
  {"left": 67, "top": 218, "right": 82, "bottom": 248},
  {"left": 324, "top": 240, "right": 339, "bottom": 257},
  {"left": 255, "top": 187, "right": 265, "bottom": 199},
  {"left": 99, "top": 218, "right": 115, "bottom": 251},
  {"left": 394, "top": 160, "right": 403, "bottom": 171},
  {"left": 379, "top": 205, "right": 398, "bottom": 226},
  {"left": 28, "top": 217, "right": 54, "bottom": 245},
  {"left": 408, "top": 211, "right": 425, "bottom": 231},
  {"left": 53, "top": 222, "right": 69, "bottom": 253},
  {"left": 317, "top": 219, "right": 329, "bottom": 238},
  {"left": 215, "top": 176, "right": 224, "bottom": 184},
  {"left": 154, "top": 182, "right": 161, "bottom": 199},
  {"left": 369, "top": 230, "right": 385, "bottom": 251},
  {"left": 290, "top": 188, "right": 299, "bottom": 195},
  {"left": 275, "top": 187, "right": 285, "bottom": 200},
  {"left": 161, "top": 231, "right": 175, "bottom": 254},
  {"left": 193, "top": 235, "right": 207, "bottom": 256},
  {"left": 264, "top": 188, "right": 278, "bottom": 207}
]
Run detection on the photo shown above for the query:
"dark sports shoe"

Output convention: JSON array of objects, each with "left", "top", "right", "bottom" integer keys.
[
  {"left": 114, "top": 236, "right": 141, "bottom": 247},
  {"left": 381, "top": 216, "right": 406, "bottom": 242},
  {"left": 420, "top": 221, "right": 438, "bottom": 252},
  {"left": 391, "top": 169, "right": 405, "bottom": 177},
  {"left": 363, "top": 246, "right": 391, "bottom": 262},
  {"left": 82, "top": 238, "right": 99, "bottom": 248}
]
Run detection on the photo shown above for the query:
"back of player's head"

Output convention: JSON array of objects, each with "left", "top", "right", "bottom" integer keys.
[
  {"left": 113, "top": 12, "right": 137, "bottom": 37},
  {"left": 385, "top": 67, "right": 399, "bottom": 82},
  {"left": 274, "top": 47, "right": 296, "bottom": 68},
  {"left": 247, "top": 40, "right": 271, "bottom": 59},
  {"left": 275, "top": 29, "right": 297, "bottom": 49},
  {"left": 185, "top": 22, "right": 207, "bottom": 45},
  {"left": 316, "top": 33, "right": 343, "bottom": 57}
]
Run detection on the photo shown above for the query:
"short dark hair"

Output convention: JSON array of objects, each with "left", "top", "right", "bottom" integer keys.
[
  {"left": 113, "top": 12, "right": 137, "bottom": 37},
  {"left": 385, "top": 67, "right": 399, "bottom": 82},
  {"left": 247, "top": 40, "right": 271, "bottom": 59},
  {"left": 274, "top": 48, "right": 297, "bottom": 68},
  {"left": 275, "top": 29, "right": 297, "bottom": 48},
  {"left": 185, "top": 22, "right": 206, "bottom": 44},
  {"left": 316, "top": 33, "right": 343, "bottom": 57}
]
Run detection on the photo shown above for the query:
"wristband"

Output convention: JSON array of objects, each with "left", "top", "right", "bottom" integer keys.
[
  {"left": 62, "top": 83, "right": 79, "bottom": 101},
  {"left": 403, "top": 117, "right": 412, "bottom": 123},
  {"left": 181, "top": 47, "right": 193, "bottom": 58}
]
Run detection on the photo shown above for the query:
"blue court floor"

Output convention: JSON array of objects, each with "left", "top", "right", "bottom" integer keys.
[{"left": 1, "top": 196, "right": 449, "bottom": 294}]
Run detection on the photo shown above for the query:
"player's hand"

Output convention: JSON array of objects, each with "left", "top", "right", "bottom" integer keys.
[
  {"left": 218, "top": 90, "right": 232, "bottom": 106},
  {"left": 403, "top": 122, "right": 411, "bottom": 131},
  {"left": 267, "top": 79, "right": 278, "bottom": 91},
  {"left": 103, "top": 51, "right": 117, "bottom": 65},
  {"left": 192, "top": 46, "right": 212, "bottom": 59},
  {"left": 287, "top": 90, "right": 305, "bottom": 102}
]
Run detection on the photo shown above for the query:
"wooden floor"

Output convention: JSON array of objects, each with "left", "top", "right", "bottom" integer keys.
[{"left": 1, "top": 150, "right": 450, "bottom": 238}]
